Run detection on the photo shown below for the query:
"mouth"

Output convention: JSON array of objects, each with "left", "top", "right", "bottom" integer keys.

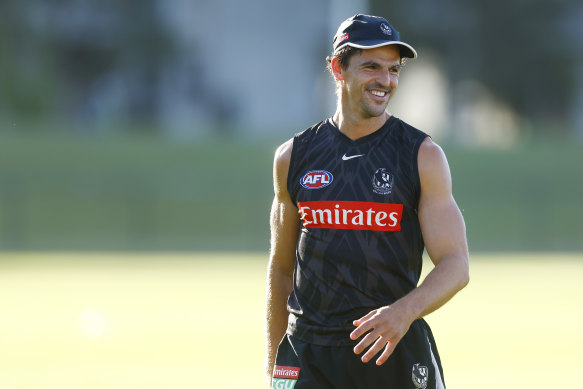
[{"left": 368, "top": 89, "right": 389, "bottom": 100}]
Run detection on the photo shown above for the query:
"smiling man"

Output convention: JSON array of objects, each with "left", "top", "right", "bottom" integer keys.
[{"left": 265, "top": 14, "right": 469, "bottom": 389}]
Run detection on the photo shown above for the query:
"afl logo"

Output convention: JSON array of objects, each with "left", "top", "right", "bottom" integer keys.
[{"left": 300, "top": 170, "right": 333, "bottom": 189}]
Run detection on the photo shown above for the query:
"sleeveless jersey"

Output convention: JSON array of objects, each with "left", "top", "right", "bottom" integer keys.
[{"left": 286, "top": 116, "right": 429, "bottom": 346}]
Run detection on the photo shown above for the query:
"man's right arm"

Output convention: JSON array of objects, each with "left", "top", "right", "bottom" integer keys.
[{"left": 264, "top": 138, "right": 300, "bottom": 384}]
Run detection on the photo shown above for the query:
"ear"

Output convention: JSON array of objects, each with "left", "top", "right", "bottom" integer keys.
[{"left": 330, "top": 57, "right": 344, "bottom": 81}]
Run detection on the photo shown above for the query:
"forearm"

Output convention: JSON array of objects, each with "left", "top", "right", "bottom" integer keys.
[
  {"left": 395, "top": 253, "right": 469, "bottom": 322},
  {"left": 264, "top": 265, "right": 293, "bottom": 379},
  {"left": 266, "top": 139, "right": 299, "bottom": 380}
]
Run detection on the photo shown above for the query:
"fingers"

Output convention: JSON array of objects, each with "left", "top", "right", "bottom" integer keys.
[
  {"left": 353, "top": 330, "right": 378, "bottom": 355},
  {"left": 350, "top": 311, "right": 400, "bottom": 365},
  {"left": 361, "top": 335, "right": 389, "bottom": 364},
  {"left": 375, "top": 339, "right": 396, "bottom": 366},
  {"left": 349, "top": 306, "right": 404, "bottom": 365},
  {"left": 352, "top": 310, "right": 375, "bottom": 327},
  {"left": 349, "top": 304, "right": 413, "bottom": 366},
  {"left": 350, "top": 312, "right": 377, "bottom": 340},
  {"left": 356, "top": 335, "right": 398, "bottom": 365}
]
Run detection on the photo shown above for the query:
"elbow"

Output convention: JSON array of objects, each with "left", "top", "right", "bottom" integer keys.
[
  {"left": 458, "top": 258, "right": 470, "bottom": 290},
  {"left": 460, "top": 270, "right": 470, "bottom": 290}
]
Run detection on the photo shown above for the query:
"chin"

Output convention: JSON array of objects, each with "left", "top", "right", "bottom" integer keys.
[{"left": 363, "top": 107, "right": 389, "bottom": 118}]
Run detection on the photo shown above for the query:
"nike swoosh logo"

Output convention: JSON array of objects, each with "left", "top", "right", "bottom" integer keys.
[{"left": 342, "top": 153, "right": 365, "bottom": 161}]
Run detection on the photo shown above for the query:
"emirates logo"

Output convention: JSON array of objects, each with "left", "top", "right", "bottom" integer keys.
[{"left": 298, "top": 201, "right": 403, "bottom": 231}]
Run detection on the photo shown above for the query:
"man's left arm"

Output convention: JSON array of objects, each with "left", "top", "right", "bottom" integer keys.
[{"left": 351, "top": 137, "right": 470, "bottom": 365}]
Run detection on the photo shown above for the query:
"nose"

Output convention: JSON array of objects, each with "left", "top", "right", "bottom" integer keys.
[{"left": 376, "top": 69, "right": 391, "bottom": 88}]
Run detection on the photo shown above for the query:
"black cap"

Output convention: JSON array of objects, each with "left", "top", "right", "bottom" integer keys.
[{"left": 333, "top": 14, "right": 417, "bottom": 59}]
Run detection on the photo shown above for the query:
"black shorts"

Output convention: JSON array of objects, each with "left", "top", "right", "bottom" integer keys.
[{"left": 272, "top": 319, "right": 445, "bottom": 389}]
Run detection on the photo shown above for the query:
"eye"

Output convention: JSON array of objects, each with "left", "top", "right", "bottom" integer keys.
[{"left": 361, "top": 63, "right": 380, "bottom": 70}]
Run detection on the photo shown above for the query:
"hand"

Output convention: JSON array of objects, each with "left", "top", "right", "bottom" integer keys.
[{"left": 349, "top": 304, "right": 413, "bottom": 366}]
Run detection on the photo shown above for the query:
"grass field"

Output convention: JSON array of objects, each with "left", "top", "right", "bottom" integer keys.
[
  {"left": 0, "top": 252, "right": 582, "bottom": 388},
  {"left": 0, "top": 135, "right": 582, "bottom": 252}
]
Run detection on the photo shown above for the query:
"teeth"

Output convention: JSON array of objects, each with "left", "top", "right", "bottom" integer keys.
[{"left": 370, "top": 90, "right": 386, "bottom": 97}]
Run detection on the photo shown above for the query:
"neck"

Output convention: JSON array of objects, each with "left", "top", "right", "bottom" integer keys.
[{"left": 332, "top": 107, "right": 390, "bottom": 140}]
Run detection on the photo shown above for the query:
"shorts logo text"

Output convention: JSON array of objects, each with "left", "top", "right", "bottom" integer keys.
[
  {"left": 272, "top": 378, "right": 297, "bottom": 389},
  {"left": 298, "top": 201, "right": 403, "bottom": 231},
  {"left": 273, "top": 366, "right": 300, "bottom": 389}
]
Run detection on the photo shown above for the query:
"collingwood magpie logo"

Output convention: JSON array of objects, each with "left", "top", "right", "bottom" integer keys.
[
  {"left": 412, "top": 363, "right": 428, "bottom": 389},
  {"left": 372, "top": 168, "right": 393, "bottom": 195},
  {"left": 380, "top": 22, "right": 392, "bottom": 36}
]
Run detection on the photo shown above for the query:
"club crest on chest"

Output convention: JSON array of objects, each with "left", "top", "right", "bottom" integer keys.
[{"left": 372, "top": 168, "right": 393, "bottom": 195}]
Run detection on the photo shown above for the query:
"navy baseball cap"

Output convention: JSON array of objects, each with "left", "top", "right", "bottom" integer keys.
[{"left": 333, "top": 14, "right": 417, "bottom": 59}]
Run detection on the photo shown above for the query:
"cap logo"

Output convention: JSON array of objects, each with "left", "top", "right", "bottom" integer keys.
[
  {"left": 338, "top": 33, "right": 349, "bottom": 44},
  {"left": 380, "top": 23, "right": 392, "bottom": 36}
]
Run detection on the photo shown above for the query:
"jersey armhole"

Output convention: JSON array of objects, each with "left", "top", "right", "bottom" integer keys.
[{"left": 286, "top": 135, "right": 300, "bottom": 207}]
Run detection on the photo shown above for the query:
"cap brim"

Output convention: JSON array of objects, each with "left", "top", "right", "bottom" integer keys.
[{"left": 336, "top": 40, "right": 417, "bottom": 59}]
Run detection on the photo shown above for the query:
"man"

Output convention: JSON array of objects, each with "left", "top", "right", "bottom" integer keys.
[{"left": 265, "top": 14, "right": 469, "bottom": 389}]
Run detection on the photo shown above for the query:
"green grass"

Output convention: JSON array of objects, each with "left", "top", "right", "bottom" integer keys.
[
  {"left": 0, "top": 252, "right": 581, "bottom": 388},
  {"left": 446, "top": 142, "right": 583, "bottom": 251},
  {"left": 0, "top": 136, "right": 275, "bottom": 251},
  {"left": 0, "top": 134, "right": 582, "bottom": 251}
]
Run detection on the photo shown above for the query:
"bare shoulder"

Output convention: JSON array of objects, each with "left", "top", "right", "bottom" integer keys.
[
  {"left": 418, "top": 137, "right": 452, "bottom": 194},
  {"left": 418, "top": 137, "right": 448, "bottom": 170},
  {"left": 273, "top": 138, "right": 294, "bottom": 197},
  {"left": 274, "top": 138, "right": 294, "bottom": 169}
]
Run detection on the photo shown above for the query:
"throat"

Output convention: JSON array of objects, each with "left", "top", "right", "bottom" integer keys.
[{"left": 332, "top": 111, "right": 391, "bottom": 140}]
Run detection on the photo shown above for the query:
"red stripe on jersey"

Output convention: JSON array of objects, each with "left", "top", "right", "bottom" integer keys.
[{"left": 298, "top": 201, "right": 403, "bottom": 231}]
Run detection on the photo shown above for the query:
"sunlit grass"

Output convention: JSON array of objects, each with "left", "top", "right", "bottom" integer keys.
[{"left": 0, "top": 252, "right": 581, "bottom": 388}]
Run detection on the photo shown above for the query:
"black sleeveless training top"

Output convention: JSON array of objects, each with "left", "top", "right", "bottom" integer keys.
[{"left": 286, "top": 116, "right": 429, "bottom": 346}]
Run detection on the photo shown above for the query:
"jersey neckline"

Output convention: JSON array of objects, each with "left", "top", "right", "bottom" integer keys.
[{"left": 326, "top": 115, "right": 397, "bottom": 145}]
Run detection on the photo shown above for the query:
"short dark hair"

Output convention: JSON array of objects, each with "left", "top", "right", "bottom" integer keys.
[
  {"left": 326, "top": 45, "right": 407, "bottom": 74},
  {"left": 326, "top": 46, "right": 362, "bottom": 72}
]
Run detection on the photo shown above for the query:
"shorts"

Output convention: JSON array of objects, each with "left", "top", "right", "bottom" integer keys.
[{"left": 272, "top": 319, "right": 445, "bottom": 389}]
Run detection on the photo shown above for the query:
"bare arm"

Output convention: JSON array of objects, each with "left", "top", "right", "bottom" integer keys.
[
  {"left": 264, "top": 139, "right": 300, "bottom": 383},
  {"left": 350, "top": 137, "right": 470, "bottom": 365},
  {"left": 404, "top": 138, "right": 470, "bottom": 317}
]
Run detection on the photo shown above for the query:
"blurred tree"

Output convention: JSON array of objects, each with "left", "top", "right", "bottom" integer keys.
[
  {"left": 1, "top": 0, "right": 580, "bottom": 136},
  {"left": 370, "top": 0, "right": 581, "bottom": 134},
  {"left": 0, "top": 0, "right": 177, "bottom": 130},
  {"left": 0, "top": 2, "right": 59, "bottom": 119}
]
